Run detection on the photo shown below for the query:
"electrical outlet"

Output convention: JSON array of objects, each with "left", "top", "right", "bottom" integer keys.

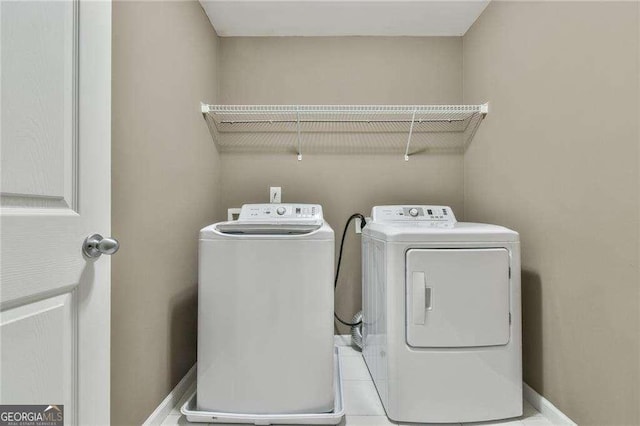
[{"left": 270, "top": 187, "right": 282, "bottom": 203}]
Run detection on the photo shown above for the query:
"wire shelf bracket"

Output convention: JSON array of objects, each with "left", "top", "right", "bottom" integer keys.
[
  {"left": 201, "top": 103, "right": 489, "bottom": 159},
  {"left": 296, "top": 107, "right": 302, "bottom": 161},
  {"left": 404, "top": 109, "right": 417, "bottom": 162}
]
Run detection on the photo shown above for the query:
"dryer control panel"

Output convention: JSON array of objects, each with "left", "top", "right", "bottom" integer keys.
[
  {"left": 371, "top": 205, "right": 457, "bottom": 223},
  {"left": 239, "top": 204, "right": 324, "bottom": 222}
]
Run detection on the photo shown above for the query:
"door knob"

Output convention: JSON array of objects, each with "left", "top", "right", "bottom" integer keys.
[{"left": 83, "top": 234, "right": 120, "bottom": 258}]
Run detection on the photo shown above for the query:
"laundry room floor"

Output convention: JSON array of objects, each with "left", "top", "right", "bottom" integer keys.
[{"left": 160, "top": 336, "right": 553, "bottom": 426}]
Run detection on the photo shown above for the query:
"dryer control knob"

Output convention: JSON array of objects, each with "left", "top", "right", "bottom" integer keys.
[
  {"left": 409, "top": 208, "right": 419, "bottom": 217},
  {"left": 276, "top": 207, "right": 286, "bottom": 215}
]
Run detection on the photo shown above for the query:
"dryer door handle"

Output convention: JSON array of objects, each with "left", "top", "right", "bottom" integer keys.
[{"left": 412, "top": 272, "right": 428, "bottom": 325}]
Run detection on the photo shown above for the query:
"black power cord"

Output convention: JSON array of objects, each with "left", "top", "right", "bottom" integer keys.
[{"left": 334, "top": 213, "right": 366, "bottom": 327}]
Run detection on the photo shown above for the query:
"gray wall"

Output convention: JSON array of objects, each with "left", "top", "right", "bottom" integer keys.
[
  {"left": 218, "top": 37, "right": 464, "bottom": 332},
  {"left": 462, "top": 2, "right": 639, "bottom": 424},
  {"left": 111, "top": 2, "right": 221, "bottom": 424},
  {"left": 111, "top": 3, "right": 640, "bottom": 424}
]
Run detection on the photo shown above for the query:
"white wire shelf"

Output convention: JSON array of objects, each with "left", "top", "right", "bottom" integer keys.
[{"left": 201, "top": 104, "right": 488, "bottom": 160}]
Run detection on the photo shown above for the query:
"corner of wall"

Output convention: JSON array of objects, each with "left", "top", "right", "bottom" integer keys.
[
  {"left": 111, "top": 1, "right": 224, "bottom": 424},
  {"left": 459, "top": 2, "right": 640, "bottom": 424}
]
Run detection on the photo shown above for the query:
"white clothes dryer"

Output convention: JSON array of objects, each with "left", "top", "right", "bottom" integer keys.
[{"left": 362, "top": 205, "right": 522, "bottom": 423}]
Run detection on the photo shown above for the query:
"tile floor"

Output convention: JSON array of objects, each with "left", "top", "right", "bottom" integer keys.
[{"left": 162, "top": 337, "right": 553, "bottom": 426}]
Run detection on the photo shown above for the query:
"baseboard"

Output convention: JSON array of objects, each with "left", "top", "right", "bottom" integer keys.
[
  {"left": 142, "top": 364, "right": 196, "bottom": 425},
  {"left": 523, "top": 382, "right": 577, "bottom": 425}
]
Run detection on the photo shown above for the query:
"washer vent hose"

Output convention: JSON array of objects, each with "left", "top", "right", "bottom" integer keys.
[{"left": 351, "top": 311, "right": 363, "bottom": 349}]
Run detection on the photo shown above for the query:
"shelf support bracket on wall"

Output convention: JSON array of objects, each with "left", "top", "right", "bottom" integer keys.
[
  {"left": 404, "top": 109, "right": 417, "bottom": 161},
  {"left": 296, "top": 107, "right": 302, "bottom": 161}
]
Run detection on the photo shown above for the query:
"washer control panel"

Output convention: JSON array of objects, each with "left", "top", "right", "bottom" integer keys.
[
  {"left": 239, "top": 204, "right": 323, "bottom": 221},
  {"left": 371, "top": 205, "right": 456, "bottom": 223}
]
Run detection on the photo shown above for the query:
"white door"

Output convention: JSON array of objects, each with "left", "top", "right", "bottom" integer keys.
[
  {"left": 1, "top": 1, "right": 111, "bottom": 424},
  {"left": 406, "top": 248, "right": 511, "bottom": 348}
]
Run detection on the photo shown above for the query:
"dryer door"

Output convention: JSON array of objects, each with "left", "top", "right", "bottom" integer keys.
[{"left": 406, "top": 248, "right": 510, "bottom": 348}]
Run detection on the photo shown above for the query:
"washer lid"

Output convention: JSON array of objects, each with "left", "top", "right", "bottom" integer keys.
[
  {"left": 201, "top": 203, "right": 332, "bottom": 238},
  {"left": 215, "top": 222, "right": 322, "bottom": 235}
]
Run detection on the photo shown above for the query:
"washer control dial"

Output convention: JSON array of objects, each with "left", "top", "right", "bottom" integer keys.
[
  {"left": 276, "top": 207, "right": 286, "bottom": 216},
  {"left": 409, "top": 208, "right": 419, "bottom": 217}
]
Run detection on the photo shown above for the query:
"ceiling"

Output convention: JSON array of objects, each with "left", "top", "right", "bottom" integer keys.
[{"left": 199, "top": 1, "right": 490, "bottom": 37}]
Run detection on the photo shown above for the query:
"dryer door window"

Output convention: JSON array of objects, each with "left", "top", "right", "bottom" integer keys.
[{"left": 406, "top": 248, "right": 510, "bottom": 348}]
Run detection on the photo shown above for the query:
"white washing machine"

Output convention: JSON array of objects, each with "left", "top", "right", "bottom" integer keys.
[
  {"left": 362, "top": 205, "right": 522, "bottom": 423},
  {"left": 198, "top": 204, "right": 335, "bottom": 415}
]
